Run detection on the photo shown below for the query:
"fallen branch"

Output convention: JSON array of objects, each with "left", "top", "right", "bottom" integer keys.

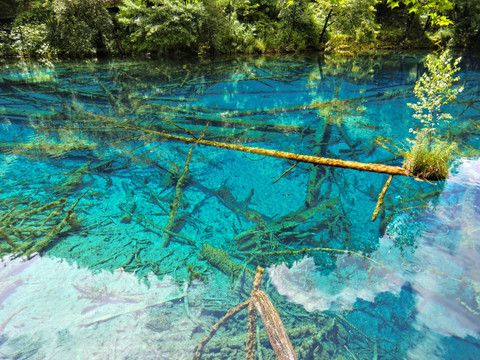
[
  {"left": 238, "top": 247, "right": 382, "bottom": 266},
  {"left": 0, "top": 306, "right": 27, "bottom": 334},
  {"left": 132, "top": 213, "right": 195, "bottom": 246},
  {"left": 273, "top": 162, "right": 299, "bottom": 184},
  {"left": 191, "top": 299, "right": 251, "bottom": 360},
  {"left": 129, "top": 127, "right": 411, "bottom": 177},
  {"left": 191, "top": 267, "right": 297, "bottom": 360},
  {"left": 371, "top": 175, "right": 394, "bottom": 222},
  {"left": 162, "top": 124, "right": 208, "bottom": 247},
  {"left": 198, "top": 243, "right": 250, "bottom": 279},
  {"left": 23, "top": 186, "right": 92, "bottom": 257},
  {"left": 252, "top": 290, "right": 297, "bottom": 360},
  {"left": 246, "top": 267, "right": 264, "bottom": 360}
]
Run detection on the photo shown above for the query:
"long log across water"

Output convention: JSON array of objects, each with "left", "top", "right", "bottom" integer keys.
[{"left": 135, "top": 127, "right": 411, "bottom": 177}]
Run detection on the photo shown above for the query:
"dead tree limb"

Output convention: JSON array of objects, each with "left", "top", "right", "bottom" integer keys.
[
  {"left": 272, "top": 162, "right": 299, "bottom": 184},
  {"left": 127, "top": 127, "right": 412, "bottom": 177},
  {"left": 246, "top": 267, "right": 265, "bottom": 360},
  {"left": 22, "top": 186, "right": 92, "bottom": 257},
  {"left": 191, "top": 267, "right": 297, "bottom": 360},
  {"left": 191, "top": 299, "right": 251, "bottom": 360},
  {"left": 252, "top": 290, "right": 298, "bottom": 360},
  {"left": 162, "top": 124, "right": 208, "bottom": 247},
  {"left": 371, "top": 175, "right": 394, "bottom": 222}
]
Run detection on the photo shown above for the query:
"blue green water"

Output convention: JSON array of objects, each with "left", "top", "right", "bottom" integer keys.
[{"left": 0, "top": 53, "right": 479, "bottom": 359}]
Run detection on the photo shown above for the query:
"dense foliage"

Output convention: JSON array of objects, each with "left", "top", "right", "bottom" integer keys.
[
  {"left": 0, "top": 0, "right": 479, "bottom": 58},
  {"left": 48, "top": 0, "right": 114, "bottom": 58}
]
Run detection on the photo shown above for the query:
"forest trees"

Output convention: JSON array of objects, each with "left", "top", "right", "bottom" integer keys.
[
  {"left": 117, "top": 0, "right": 319, "bottom": 55},
  {"left": 48, "top": 0, "right": 114, "bottom": 58},
  {"left": 1, "top": 0, "right": 114, "bottom": 57},
  {"left": 117, "top": 0, "right": 206, "bottom": 55},
  {"left": 315, "top": 0, "right": 380, "bottom": 50},
  {"left": 0, "top": 0, "right": 479, "bottom": 59},
  {"left": 387, "top": 0, "right": 454, "bottom": 27}
]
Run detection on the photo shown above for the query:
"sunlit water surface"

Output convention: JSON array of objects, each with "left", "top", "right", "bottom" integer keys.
[{"left": 0, "top": 53, "right": 480, "bottom": 359}]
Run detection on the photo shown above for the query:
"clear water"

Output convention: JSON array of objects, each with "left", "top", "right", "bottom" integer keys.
[{"left": 0, "top": 53, "right": 479, "bottom": 359}]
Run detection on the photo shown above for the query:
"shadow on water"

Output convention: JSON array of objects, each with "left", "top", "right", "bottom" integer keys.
[{"left": 0, "top": 52, "right": 480, "bottom": 359}]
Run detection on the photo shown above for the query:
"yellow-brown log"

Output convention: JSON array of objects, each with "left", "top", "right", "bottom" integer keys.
[{"left": 134, "top": 128, "right": 411, "bottom": 177}]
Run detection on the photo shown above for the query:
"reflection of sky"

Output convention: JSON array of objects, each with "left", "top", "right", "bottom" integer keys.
[
  {"left": 0, "top": 255, "right": 205, "bottom": 359},
  {"left": 268, "top": 157, "right": 480, "bottom": 355}
]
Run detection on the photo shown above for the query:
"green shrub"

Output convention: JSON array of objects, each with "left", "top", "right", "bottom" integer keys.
[
  {"left": 4, "top": 0, "right": 53, "bottom": 58},
  {"left": 47, "top": 0, "right": 114, "bottom": 58},
  {"left": 403, "top": 50, "right": 463, "bottom": 180},
  {"left": 118, "top": 0, "right": 206, "bottom": 55},
  {"left": 10, "top": 23, "right": 52, "bottom": 58}
]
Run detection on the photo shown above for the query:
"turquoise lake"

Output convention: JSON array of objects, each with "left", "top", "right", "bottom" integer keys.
[{"left": 0, "top": 53, "right": 479, "bottom": 359}]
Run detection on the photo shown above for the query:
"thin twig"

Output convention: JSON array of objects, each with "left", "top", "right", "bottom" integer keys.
[{"left": 272, "top": 162, "right": 299, "bottom": 184}]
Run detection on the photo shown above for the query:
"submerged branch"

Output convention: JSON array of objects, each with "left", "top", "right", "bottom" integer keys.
[
  {"left": 22, "top": 186, "right": 92, "bottom": 257},
  {"left": 246, "top": 267, "right": 264, "bottom": 360},
  {"left": 371, "top": 175, "right": 394, "bottom": 222},
  {"left": 252, "top": 290, "right": 298, "bottom": 360},
  {"left": 191, "top": 266, "right": 297, "bottom": 360},
  {"left": 162, "top": 124, "right": 209, "bottom": 247},
  {"left": 272, "top": 162, "right": 299, "bottom": 184},
  {"left": 191, "top": 299, "right": 251, "bottom": 360}
]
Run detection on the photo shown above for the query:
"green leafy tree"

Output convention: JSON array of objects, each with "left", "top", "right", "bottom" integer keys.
[
  {"left": 118, "top": 0, "right": 206, "bottom": 55},
  {"left": 5, "top": 0, "right": 53, "bottom": 57},
  {"left": 204, "top": 0, "right": 263, "bottom": 54},
  {"left": 47, "top": 0, "right": 114, "bottom": 58},
  {"left": 404, "top": 50, "right": 463, "bottom": 180},
  {"left": 276, "top": 0, "right": 318, "bottom": 51},
  {"left": 314, "top": 0, "right": 380, "bottom": 49},
  {"left": 387, "top": 0, "right": 454, "bottom": 27},
  {"left": 408, "top": 50, "right": 463, "bottom": 144}
]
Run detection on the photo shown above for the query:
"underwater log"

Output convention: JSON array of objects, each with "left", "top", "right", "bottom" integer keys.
[
  {"left": 120, "top": 181, "right": 136, "bottom": 224},
  {"left": 252, "top": 290, "right": 298, "bottom": 360},
  {"left": 198, "top": 243, "right": 247, "bottom": 280},
  {"left": 22, "top": 187, "right": 91, "bottom": 257},
  {"left": 246, "top": 267, "right": 264, "bottom": 360},
  {"left": 191, "top": 266, "right": 297, "bottom": 360},
  {"left": 191, "top": 299, "right": 251, "bottom": 360}
]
